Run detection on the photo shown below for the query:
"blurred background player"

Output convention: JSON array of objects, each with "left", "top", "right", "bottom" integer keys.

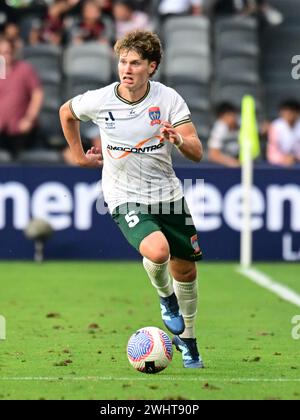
[
  {"left": 267, "top": 100, "right": 300, "bottom": 167},
  {"left": 60, "top": 30, "right": 204, "bottom": 368},
  {"left": 208, "top": 102, "right": 240, "bottom": 167}
]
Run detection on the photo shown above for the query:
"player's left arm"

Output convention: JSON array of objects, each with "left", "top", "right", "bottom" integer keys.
[{"left": 160, "top": 121, "right": 203, "bottom": 162}]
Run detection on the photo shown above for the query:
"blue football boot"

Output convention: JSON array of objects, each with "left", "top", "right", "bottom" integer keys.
[
  {"left": 173, "top": 335, "right": 204, "bottom": 368},
  {"left": 159, "top": 293, "right": 185, "bottom": 335}
]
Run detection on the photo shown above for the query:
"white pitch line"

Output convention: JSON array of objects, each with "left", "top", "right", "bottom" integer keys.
[
  {"left": 0, "top": 377, "right": 300, "bottom": 383},
  {"left": 237, "top": 267, "right": 300, "bottom": 308}
]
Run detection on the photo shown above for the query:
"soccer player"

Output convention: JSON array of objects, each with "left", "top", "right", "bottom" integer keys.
[{"left": 60, "top": 30, "right": 204, "bottom": 368}]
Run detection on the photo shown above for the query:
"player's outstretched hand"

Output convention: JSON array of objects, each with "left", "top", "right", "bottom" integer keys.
[
  {"left": 160, "top": 121, "right": 182, "bottom": 147},
  {"left": 79, "top": 147, "right": 103, "bottom": 168}
]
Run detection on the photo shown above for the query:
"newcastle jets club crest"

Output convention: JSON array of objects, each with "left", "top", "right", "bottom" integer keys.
[{"left": 149, "top": 107, "right": 161, "bottom": 126}]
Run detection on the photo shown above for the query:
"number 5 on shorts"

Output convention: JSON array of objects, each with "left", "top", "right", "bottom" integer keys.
[{"left": 125, "top": 211, "right": 140, "bottom": 228}]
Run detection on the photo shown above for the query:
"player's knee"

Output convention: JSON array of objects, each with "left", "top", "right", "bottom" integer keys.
[
  {"left": 151, "top": 253, "right": 170, "bottom": 265},
  {"left": 139, "top": 233, "right": 170, "bottom": 264},
  {"left": 140, "top": 244, "right": 170, "bottom": 264},
  {"left": 146, "top": 245, "right": 170, "bottom": 264},
  {"left": 174, "top": 266, "right": 197, "bottom": 282}
]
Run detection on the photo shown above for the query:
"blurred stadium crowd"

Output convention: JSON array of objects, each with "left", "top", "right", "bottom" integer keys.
[{"left": 1, "top": 0, "right": 300, "bottom": 167}]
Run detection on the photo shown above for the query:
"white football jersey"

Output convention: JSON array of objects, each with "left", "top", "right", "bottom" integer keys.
[{"left": 71, "top": 81, "right": 192, "bottom": 213}]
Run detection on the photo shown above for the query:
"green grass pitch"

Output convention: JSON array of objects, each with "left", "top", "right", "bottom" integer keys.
[{"left": 0, "top": 262, "right": 300, "bottom": 400}]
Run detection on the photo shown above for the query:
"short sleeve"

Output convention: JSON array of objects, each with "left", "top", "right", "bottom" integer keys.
[
  {"left": 70, "top": 90, "right": 102, "bottom": 122},
  {"left": 207, "top": 121, "right": 228, "bottom": 149},
  {"left": 169, "top": 88, "right": 192, "bottom": 128}
]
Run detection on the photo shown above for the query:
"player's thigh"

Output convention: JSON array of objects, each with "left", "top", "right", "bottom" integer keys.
[
  {"left": 169, "top": 256, "right": 197, "bottom": 283},
  {"left": 159, "top": 198, "right": 203, "bottom": 263},
  {"left": 139, "top": 231, "right": 170, "bottom": 264},
  {"left": 112, "top": 203, "right": 167, "bottom": 261}
]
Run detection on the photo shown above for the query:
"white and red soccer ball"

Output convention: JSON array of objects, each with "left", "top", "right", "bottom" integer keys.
[{"left": 127, "top": 326, "right": 173, "bottom": 374}]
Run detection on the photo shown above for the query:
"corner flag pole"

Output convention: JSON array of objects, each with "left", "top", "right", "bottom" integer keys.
[
  {"left": 240, "top": 137, "right": 253, "bottom": 268},
  {"left": 239, "top": 96, "right": 260, "bottom": 268}
]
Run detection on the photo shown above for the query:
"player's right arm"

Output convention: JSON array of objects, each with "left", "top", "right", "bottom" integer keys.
[{"left": 59, "top": 100, "right": 102, "bottom": 168}]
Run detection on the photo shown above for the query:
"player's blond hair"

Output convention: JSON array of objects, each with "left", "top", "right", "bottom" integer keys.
[{"left": 114, "top": 30, "right": 163, "bottom": 76}]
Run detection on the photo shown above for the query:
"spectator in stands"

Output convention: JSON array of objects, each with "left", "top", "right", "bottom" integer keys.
[
  {"left": 28, "top": 0, "right": 66, "bottom": 45},
  {"left": 0, "top": 38, "right": 44, "bottom": 158},
  {"left": 208, "top": 102, "right": 241, "bottom": 167},
  {"left": 28, "top": 0, "right": 82, "bottom": 45},
  {"left": 267, "top": 100, "right": 300, "bottom": 167},
  {"left": 211, "top": 0, "right": 283, "bottom": 25},
  {"left": 113, "top": 0, "right": 151, "bottom": 40},
  {"left": 2, "top": 22, "right": 23, "bottom": 54},
  {"left": 158, "top": 0, "right": 203, "bottom": 20},
  {"left": 100, "top": 0, "right": 113, "bottom": 15},
  {"left": 70, "top": 0, "right": 107, "bottom": 44}
]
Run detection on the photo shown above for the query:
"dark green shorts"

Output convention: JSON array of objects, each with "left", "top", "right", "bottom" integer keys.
[{"left": 112, "top": 198, "right": 202, "bottom": 262}]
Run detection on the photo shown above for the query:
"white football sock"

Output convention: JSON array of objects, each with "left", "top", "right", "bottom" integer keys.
[
  {"left": 173, "top": 278, "right": 198, "bottom": 339},
  {"left": 143, "top": 257, "right": 173, "bottom": 298}
]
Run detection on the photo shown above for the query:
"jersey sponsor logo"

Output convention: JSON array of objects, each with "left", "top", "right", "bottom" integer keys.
[
  {"left": 105, "top": 112, "right": 115, "bottom": 122},
  {"left": 105, "top": 112, "right": 116, "bottom": 129},
  {"left": 149, "top": 107, "right": 161, "bottom": 126},
  {"left": 107, "top": 136, "right": 164, "bottom": 159}
]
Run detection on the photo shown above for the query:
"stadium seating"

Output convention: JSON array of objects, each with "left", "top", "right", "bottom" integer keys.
[
  {"left": 163, "top": 16, "right": 211, "bottom": 84},
  {"left": 17, "top": 149, "right": 63, "bottom": 165},
  {"left": 40, "top": 73, "right": 63, "bottom": 111},
  {"left": 63, "top": 42, "right": 113, "bottom": 100},
  {"left": 216, "top": 32, "right": 259, "bottom": 59},
  {"left": 261, "top": 2, "right": 300, "bottom": 119},
  {"left": 215, "top": 16, "right": 258, "bottom": 57},
  {"left": 189, "top": 107, "right": 212, "bottom": 144},
  {"left": 64, "top": 78, "right": 102, "bottom": 100},
  {"left": 163, "top": 15, "right": 210, "bottom": 45},
  {"left": 215, "top": 15, "right": 258, "bottom": 33},
  {"left": 64, "top": 42, "right": 112, "bottom": 83},
  {"left": 22, "top": 45, "right": 64, "bottom": 148},
  {"left": 38, "top": 107, "right": 65, "bottom": 148},
  {"left": 162, "top": 16, "right": 213, "bottom": 145},
  {"left": 213, "top": 16, "right": 261, "bottom": 114},
  {"left": 165, "top": 53, "right": 211, "bottom": 85},
  {"left": 102, "top": 15, "right": 116, "bottom": 45},
  {"left": 23, "top": 44, "right": 63, "bottom": 81},
  {"left": 217, "top": 57, "right": 259, "bottom": 85},
  {"left": 172, "top": 82, "right": 212, "bottom": 148}
]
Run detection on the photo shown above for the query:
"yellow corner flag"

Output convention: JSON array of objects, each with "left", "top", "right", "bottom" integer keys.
[{"left": 239, "top": 95, "right": 260, "bottom": 163}]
